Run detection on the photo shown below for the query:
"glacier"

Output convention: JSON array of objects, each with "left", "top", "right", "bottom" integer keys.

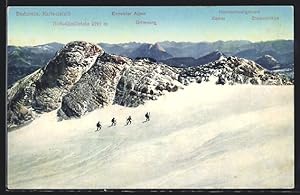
[{"left": 7, "top": 82, "right": 294, "bottom": 189}]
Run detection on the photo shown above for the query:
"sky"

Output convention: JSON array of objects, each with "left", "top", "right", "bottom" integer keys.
[{"left": 7, "top": 6, "right": 294, "bottom": 46}]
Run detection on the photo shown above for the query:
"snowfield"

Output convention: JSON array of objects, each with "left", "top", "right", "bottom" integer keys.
[{"left": 7, "top": 83, "right": 294, "bottom": 189}]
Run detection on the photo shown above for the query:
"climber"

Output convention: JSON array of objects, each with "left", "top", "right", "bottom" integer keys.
[
  {"left": 96, "top": 121, "right": 102, "bottom": 131},
  {"left": 126, "top": 115, "right": 132, "bottom": 125},
  {"left": 111, "top": 117, "right": 117, "bottom": 126},
  {"left": 145, "top": 112, "right": 150, "bottom": 122}
]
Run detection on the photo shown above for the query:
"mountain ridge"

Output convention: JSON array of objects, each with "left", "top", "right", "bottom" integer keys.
[
  {"left": 8, "top": 40, "right": 293, "bottom": 85},
  {"left": 7, "top": 41, "right": 293, "bottom": 129}
]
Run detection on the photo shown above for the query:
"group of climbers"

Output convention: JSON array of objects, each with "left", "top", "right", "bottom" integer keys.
[{"left": 95, "top": 112, "right": 150, "bottom": 132}]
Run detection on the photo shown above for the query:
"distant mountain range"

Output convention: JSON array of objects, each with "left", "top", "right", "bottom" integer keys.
[
  {"left": 7, "top": 40, "right": 294, "bottom": 86},
  {"left": 99, "top": 40, "right": 293, "bottom": 64},
  {"left": 98, "top": 40, "right": 294, "bottom": 72}
]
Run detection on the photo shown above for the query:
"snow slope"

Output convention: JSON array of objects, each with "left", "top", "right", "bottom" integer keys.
[{"left": 8, "top": 83, "right": 294, "bottom": 189}]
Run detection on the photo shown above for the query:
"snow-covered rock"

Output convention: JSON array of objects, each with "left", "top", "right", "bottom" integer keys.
[
  {"left": 7, "top": 41, "right": 104, "bottom": 127},
  {"left": 58, "top": 55, "right": 183, "bottom": 119},
  {"left": 113, "top": 59, "right": 182, "bottom": 107},
  {"left": 58, "top": 53, "right": 130, "bottom": 119},
  {"left": 7, "top": 41, "right": 181, "bottom": 127},
  {"left": 179, "top": 56, "right": 292, "bottom": 86},
  {"left": 7, "top": 41, "right": 293, "bottom": 128}
]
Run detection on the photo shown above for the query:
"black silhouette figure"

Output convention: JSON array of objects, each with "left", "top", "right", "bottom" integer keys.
[
  {"left": 126, "top": 116, "right": 132, "bottom": 125},
  {"left": 145, "top": 112, "right": 150, "bottom": 122},
  {"left": 111, "top": 117, "right": 117, "bottom": 126},
  {"left": 96, "top": 121, "right": 102, "bottom": 131}
]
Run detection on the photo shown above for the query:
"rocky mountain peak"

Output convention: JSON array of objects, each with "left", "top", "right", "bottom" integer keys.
[
  {"left": 7, "top": 41, "right": 105, "bottom": 126},
  {"left": 130, "top": 43, "right": 173, "bottom": 61},
  {"left": 40, "top": 41, "right": 104, "bottom": 87},
  {"left": 150, "top": 43, "right": 166, "bottom": 52}
]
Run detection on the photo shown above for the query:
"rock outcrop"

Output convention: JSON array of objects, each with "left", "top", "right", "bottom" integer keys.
[
  {"left": 7, "top": 41, "right": 104, "bottom": 126},
  {"left": 57, "top": 53, "right": 129, "bottom": 119},
  {"left": 179, "top": 56, "right": 292, "bottom": 86},
  {"left": 113, "top": 59, "right": 182, "bottom": 107}
]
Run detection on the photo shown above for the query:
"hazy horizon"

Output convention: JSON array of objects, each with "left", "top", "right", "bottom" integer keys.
[
  {"left": 8, "top": 6, "right": 293, "bottom": 46},
  {"left": 7, "top": 38, "right": 294, "bottom": 47}
]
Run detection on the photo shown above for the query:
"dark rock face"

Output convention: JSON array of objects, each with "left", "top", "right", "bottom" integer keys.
[{"left": 7, "top": 41, "right": 293, "bottom": 129}]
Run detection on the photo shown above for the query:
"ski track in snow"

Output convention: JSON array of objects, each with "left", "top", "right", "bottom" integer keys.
[{"left": 8, "top": 82, "right": 294, "bottom": 189}]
